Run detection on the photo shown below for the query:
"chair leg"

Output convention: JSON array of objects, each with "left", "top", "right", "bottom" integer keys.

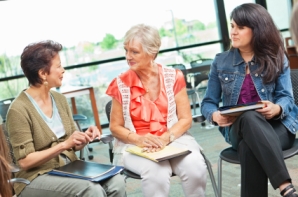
[
  {"left": 191, "top": 93, "right": 197, "bottom": 115},
  {"left": 218, "top": 158, "right": 223, "bottom": 197},
  {"left": 201, "top": 151, "right": 219, "bottom": 197},
  {"left": 108, "top": 141, "right": 114, "bottom": 164}
]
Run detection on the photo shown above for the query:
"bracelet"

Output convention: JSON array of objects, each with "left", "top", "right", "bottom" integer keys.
[{"left": 127, "top": 131, "right": 133, "bottom": 141}]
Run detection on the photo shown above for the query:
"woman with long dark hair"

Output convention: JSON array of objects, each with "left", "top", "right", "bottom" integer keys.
[{"left": 201, "top": 3, "right": 298, "bottom": 197}]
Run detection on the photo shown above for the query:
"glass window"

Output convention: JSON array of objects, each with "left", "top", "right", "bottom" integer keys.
[
  {"left": 0, "top": 0, "right": 222, "bottom": 127},
  {"left": 0, "top": 0, "right": 219, "bottom": 71},
  {"left": 223, "top": 0, "right": 255, "bottom": 32},
  {"left": 266, "top": 0, "right": 292, "bottom": 30}
]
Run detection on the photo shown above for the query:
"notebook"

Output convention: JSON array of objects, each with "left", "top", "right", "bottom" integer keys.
[
  {"left": 219, "top": 101, "right": 265, "bottom": 116},
  {"left": 126, "top": 145, "right": 191, "bottom": 162},
  {"left": 48, "top": 160, "right": 123, "bottom": 182}
]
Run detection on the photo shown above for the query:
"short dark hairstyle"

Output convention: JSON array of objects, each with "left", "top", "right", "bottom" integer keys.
[
  {"left": 21, "top": 40, "right": 63, "bottom": 86},
  {"left": 230, "top": 3, "right": 286, "bottom": 83}
]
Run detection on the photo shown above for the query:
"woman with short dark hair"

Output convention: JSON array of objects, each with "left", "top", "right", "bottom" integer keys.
[{"left": 7, "top": 40, "right": 126, "bottom": 197}]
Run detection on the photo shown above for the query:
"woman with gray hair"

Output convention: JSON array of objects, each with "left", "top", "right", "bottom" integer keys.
[{"left": 106, "top": 24, "right": 207, "bottom": 197}]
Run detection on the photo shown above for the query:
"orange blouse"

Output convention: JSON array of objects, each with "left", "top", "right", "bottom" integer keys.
[{"left": 106, "top": 64, "right": 186, "bottom": 136}]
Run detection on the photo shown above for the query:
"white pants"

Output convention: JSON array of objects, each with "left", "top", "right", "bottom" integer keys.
[{"left": 123, "top": 133, "right": 207, "bottom": 197}]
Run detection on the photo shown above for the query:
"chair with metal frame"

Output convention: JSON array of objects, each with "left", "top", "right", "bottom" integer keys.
[
  {"left": 73, "top": 114, "right": 114, "bottom": 163},
  {"left": 189, "top": 58, "right": 212, "bottom": 98},
  {"left": 1, "top": 121, "right": 30, "bottom": 196},
  {"left": 105, "top": 100, "right": 219, "bottom": 196},
  {"left": 188, "top": 61, "right": 215, "bottom": 128},
  {"left": 217, "top": 68, "right": 298, "bottom": 197},
  {"left": 167, "top": 64, "right": 200, "bottom": 115},
  {"left": 0, "top": 97, "right": 15, "bottom": 123}
]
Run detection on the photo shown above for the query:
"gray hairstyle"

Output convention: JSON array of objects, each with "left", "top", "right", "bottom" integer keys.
[{"left": 124, "top": 24, "right": 161, "bottom": 59}]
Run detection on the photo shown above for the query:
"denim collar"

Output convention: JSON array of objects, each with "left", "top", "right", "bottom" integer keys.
[{"left": 231, "top": 48, "right": 255, "bottom": 67}]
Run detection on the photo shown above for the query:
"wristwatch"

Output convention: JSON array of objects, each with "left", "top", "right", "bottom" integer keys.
[{"left": 168, "top": 130, "right": 175, "bottom": 142}]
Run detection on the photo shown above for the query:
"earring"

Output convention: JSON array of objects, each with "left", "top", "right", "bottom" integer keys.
[{"left": 43, "top": 78, "right": 48, "bottom": 87}]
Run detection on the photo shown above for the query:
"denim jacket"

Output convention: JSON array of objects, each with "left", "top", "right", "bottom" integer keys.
[{"left": 201, "top": 48, "right": 298, "bottom": 144}]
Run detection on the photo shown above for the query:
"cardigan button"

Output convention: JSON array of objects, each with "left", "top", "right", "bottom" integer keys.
[
  {"left": 225, "top": 77, "right": 228, "bottom": 80},
  {"left": 261, "top": 89, "right": 265, "bottom": 92},
  {"left": 20, "top": 145, "right": 24, "bottom": 149},
  {"left": 255, "top": 73, "right": 258, "bottom": 77},
  {"left": 52, "top": 137, "right": 56, "bottom": 141}
]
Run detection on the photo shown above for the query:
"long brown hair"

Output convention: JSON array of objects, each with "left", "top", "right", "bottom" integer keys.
[
  {"left": 230, "top": 3, "right": 286, "bottom": 83},
  {"left": 0, "top": 124, "right": 12, "bottom": 197}
]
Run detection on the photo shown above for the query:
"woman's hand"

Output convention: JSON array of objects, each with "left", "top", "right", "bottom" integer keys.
[
  {"left": 63, "top": 131, "right": 90, "bottom": 149},
  {"left": 212, "top": 111, "right": 237, "bottom": 127},
  {"left": 84, "top": 126, "right": 101, "bottom": 142},
  {"left": 256, "top": 100, "right": 281, "bottom": 119},
  {"left": 136, "top": 133, "right": 165, "bottom": 153}
]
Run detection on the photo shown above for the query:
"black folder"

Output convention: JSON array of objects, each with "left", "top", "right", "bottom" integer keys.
[{"left": 48, "top": 160, "right": 123, "bottom": 182}]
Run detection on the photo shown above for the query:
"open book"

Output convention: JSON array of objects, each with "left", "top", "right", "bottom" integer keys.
[
  {"left": 126, "top": 145, "right": 191, "bottom": 162},
  {"left": 219, "top": 101, "right": 265, "bottom": 116},
  {"left": 48, "top": 160, "right": 123, "bottom": 182}
]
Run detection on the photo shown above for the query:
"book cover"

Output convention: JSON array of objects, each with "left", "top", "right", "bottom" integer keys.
[
  {"left": 48, "top": 160, "right": 123, "bottom": 182},
  {"left": 219, "top": 101, "right": 265, "bottom": 116},
  {"left": 126, "top": 145, "right": 191, "bottom": 162}
]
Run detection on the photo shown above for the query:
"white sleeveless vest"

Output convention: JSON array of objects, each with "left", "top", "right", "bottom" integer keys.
[{"left": 113, "top": 66, "right": 179, "bottom": 165}]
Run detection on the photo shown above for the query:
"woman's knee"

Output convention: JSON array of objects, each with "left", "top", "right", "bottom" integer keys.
[
  {"left": 101, "top": 174, "right": 126, "bottom": 197},
  {"left": 182, "top": 155, "right": 207, "bottom": 182},
  {"left": 78, "top": 181, "right": 107, "bottom": 197},
  {"left": 141, "top": 163, "right": 172, "bottom": 184},
  {"left": 239, "top": 110, "right": 262, "bottom": 122}
]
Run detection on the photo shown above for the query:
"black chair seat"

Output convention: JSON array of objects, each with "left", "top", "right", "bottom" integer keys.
[
  {"left": 219, "top": 147, "right": 240, "bottom": 164},
  {"left": 122, "top": 169, "right": 142, "bottom": 180},
  {"left": 192, "top": 114, "right": 206, "bottom": 123},
  {"left": 122, "top": 169, "right": 176, "bottom": 180},
  {"left": 282, "top": 139, "right": 298, "bottom": 159},
  {"left": 220, "top": 139, "right": 298, "bottom": 164},
  {"left": 218, "top": 139, "right": 298, "bottom": 197}
]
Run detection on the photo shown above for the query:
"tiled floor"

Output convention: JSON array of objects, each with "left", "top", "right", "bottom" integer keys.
[{"left": 81, "top": 121, "right": 298, "bottom": 197}]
